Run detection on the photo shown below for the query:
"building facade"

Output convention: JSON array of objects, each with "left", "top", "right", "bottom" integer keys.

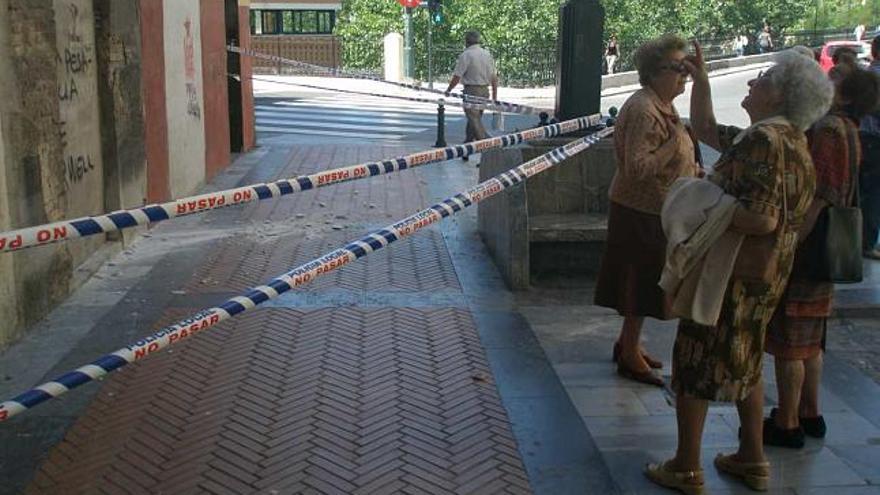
[
  {"left": 0, "top": 0, "right": 256, "bottom": 348},
  {"left": 248, "top": 0, "right": 343, "bottom": 71}
]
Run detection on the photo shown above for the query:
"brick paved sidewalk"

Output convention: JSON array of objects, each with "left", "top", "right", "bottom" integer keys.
[{"left": 5, "top": 143, "right": 554, "bottom": 495}]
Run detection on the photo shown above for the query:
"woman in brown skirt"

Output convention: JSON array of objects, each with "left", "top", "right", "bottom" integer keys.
[
  {"left": 644, "top": 47, "right": 832, "bottom": 494},
  {"left": 765, "top": 67, "right": 880, "bottom": 448},
  {"left": 595, "top": 35, "right": 700, "bottom": 386}
]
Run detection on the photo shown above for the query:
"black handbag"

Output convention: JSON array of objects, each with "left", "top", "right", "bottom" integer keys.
[{"left": 801, "top": 123, "right": 863, "bottom": 283}]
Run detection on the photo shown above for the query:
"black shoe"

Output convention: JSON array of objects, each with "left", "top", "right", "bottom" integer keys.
[
  {"left": 461, "top": 155, "right": 469, "bottom": 162},
  {"left": 800, "top": 415, "right": 827, "bottom": 438},
  {"left": 770, "top": 407, "right": 826, "bottom": 438},
  {"left": 763, "top": 417, "right": 805, "bottom": 449}
]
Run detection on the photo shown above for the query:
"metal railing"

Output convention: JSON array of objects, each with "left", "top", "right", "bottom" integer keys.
[{"left": 330, "top": 26, "right": 877, "bottom": 86}]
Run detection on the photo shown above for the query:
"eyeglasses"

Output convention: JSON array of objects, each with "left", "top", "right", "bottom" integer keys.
[{"left": 660, "top": 61, "right": 689, "bottom": 75}]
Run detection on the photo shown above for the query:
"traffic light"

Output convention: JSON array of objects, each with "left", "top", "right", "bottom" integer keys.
[{"left": 428, "top": 0, "right": 443, "bottom": 24}]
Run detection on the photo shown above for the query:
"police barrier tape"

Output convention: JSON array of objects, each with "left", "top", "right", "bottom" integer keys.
[
  {"left": 241, "top": 74, "right": 504, "bottom": 113},
  {"left": 0, "top": 125, "right": 614, "bottom": 422},
  {"left": 0, "top": 115, "right": 602, "bottom": 253},
  {"left": 228, "top": 45, "right": 551, "bottom": 116}
]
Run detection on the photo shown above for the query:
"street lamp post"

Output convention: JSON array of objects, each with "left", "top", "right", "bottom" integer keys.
[{"left": 404, "top": 7, "right": 414, "bottom": 79}]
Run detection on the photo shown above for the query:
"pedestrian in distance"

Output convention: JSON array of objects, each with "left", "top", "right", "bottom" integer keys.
[
  {"left": 605, "top": 34, "right": 620, "bottom": 74},
  {"left": 594, "top": 34, "right": 702, "bottom": 387},
  {"left": 734, "top": 34, "right": 747, "bottom": 57},
  {"left": 445, "top": 30, "right": 498, "bottom": 162},
  {"left": 644, "top": 46, "right": 832, "bottom": 494},
  {"left": 765, "top": 67, "right": 880, "bottom": 450},
  {"left": 855, "top": 23, "right": 866, "bottom": 41},
  {"left": 758, "top": 26, "right": 774, "bottom": 53},
  {"left": 860, "top": 35, "right": 880, "bottom": 258}
]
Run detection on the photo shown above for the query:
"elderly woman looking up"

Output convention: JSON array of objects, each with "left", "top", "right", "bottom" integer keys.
[
  {"left": 594, "top": 35, "right": 701, "bottom": 386},
  {"left": 645, "top": 48, "right": 832, "bottom": 493},
  {"left": 765, "top": 68, "right": 880, "bottom": 448}
]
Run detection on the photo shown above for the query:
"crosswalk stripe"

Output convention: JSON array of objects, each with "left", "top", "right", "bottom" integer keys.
[
  {"left": 271, "top": 99, "right": 464, "bottom": 115},
  {"left": 255, "top": 94, "right": 467, "bottom": 140},
  {"left": 256, "top": 125, "right": 406, "bottom": 139},
  {"left": 255, "top": 111, "right": 439, "bottom": 128},
  {"left": 256, "top": 104, "right": 455, "bottom": 122},
  {"left": 256, "top": 118, "right": 422, "bottom": 134}
]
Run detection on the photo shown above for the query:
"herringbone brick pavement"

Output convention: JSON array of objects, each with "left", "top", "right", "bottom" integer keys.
[
  {"left": 184, "top": 144, "right": 460, "bottom": 294},
  {"left": 25, "top": 144, "right": 532, "bottom": 494},
  {"left": 27, "top": 308, "right": 531, "bottom": 494}
]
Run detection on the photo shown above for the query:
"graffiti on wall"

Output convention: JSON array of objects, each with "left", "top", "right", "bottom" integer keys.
[
  {"left": 55, "top": 1, "right": 99, "bottom": 190},
  {"left": 184, "top": 18, "right": 201, "bottom": 118}
]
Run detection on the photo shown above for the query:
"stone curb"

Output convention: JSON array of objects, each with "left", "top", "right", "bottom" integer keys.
[{"left": 601, "top": 52, "right": 777, "bottom": 90}]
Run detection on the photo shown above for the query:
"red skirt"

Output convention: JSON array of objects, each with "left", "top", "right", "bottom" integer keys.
[{"left": 594, "top": 202, "right": 672, "bottom": 319}]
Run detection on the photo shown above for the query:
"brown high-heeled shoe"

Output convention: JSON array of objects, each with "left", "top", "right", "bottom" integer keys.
[
  {"left": 617, "top": 362, "right": 664, "bottom": 387},
  {"left": 645, "top": 460, "right": 705, "bottom": 495},
  {"left": 613, "top": 341, "right": 663, "bottom": 369}
]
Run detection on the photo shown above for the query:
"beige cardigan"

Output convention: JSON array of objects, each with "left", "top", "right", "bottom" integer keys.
[{"left": 659, "top": 177, "right": 744, "bottom": 326}]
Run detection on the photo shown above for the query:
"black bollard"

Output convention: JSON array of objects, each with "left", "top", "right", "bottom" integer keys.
[
  {"left": 537, "top": 111, "right": 549, "bottom": 128},
  {"left": 435, "top": 100, "right": 447, "bottom": 148}
]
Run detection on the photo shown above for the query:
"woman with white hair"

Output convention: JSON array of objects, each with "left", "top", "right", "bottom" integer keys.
[{"left": 645, "top": 47, "right": 833, "bottom": 493}]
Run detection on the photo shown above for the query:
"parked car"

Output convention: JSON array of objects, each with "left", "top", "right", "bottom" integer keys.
[{"left": 818, "top": 40, "right": 871, "bottom": 72}]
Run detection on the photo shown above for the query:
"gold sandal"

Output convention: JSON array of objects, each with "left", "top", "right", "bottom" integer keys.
[
  {"left": 645, "top": 460, "right": 705, "bottom": 495},
  {"left": 714, "top": 453, "right": 770, "bottom": 491}
]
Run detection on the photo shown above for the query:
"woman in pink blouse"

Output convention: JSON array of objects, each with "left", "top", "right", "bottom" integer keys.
[{"left": 594, "top": 35, "right": 701, "bottom": 386}]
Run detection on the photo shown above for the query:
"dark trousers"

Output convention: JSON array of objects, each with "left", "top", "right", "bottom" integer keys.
[
  {"left": 463, "top": 85, "right": 490, "bottom": 143},
  {"left": 860, "top": 133, "right": 880, "bottom": 250}
]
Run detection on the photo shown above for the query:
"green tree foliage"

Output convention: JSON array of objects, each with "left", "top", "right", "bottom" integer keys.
[
  {"left": 797, "top": 0, "right": 880, "bottom": 30},
  {"left": 335, "top": 0, "right": 872, "bottom": 86}
]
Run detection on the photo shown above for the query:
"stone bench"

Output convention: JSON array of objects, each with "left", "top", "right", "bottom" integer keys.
[{"left": 478, "top": 136, "right": 617, "bottom": 289}]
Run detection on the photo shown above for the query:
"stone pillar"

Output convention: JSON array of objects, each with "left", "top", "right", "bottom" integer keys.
[
  {"left": 0, "top": 0, "right": 72, "bottom": 345},
  {"left": 94, "top": 0, "right": 148, "bottom": 234},
  {"left": 384, "top": 32, "right": 404, "bottom": 83},
  {"left": 555, "top": 0, "right": 604, "bottom": 121}
]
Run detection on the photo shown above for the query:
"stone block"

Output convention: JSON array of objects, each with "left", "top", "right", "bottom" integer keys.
[{"left": 478, "top": 135, "right": 617, "bottom": 289}]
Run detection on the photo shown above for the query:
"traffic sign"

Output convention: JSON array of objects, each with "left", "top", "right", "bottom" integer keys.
[{"left": 398, "top": 0, "right": 420, "bottom": 7}]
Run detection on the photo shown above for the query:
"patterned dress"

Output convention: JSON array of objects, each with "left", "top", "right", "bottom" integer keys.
[
  {"left": 766, "top": 112, "right": 861, "bottom": 360},
  {"left": 672, "top": 118, "right": 816, "bottom": 402}
]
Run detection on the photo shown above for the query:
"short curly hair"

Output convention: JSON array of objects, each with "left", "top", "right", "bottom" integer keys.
[
  {"left": 768, "top": 50, "right": 834, "bottom": 130},
  {"left": 633, "top": 35, "right": 687, "bottom": 86}
]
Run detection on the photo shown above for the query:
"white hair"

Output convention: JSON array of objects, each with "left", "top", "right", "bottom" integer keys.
[{"left": 769, "top": 50, "right": 834, "bottom": 130}]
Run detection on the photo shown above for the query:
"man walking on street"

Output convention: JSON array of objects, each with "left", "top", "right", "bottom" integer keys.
[{"left": 446, "top": 31, "right": 498, "bottom": 161}]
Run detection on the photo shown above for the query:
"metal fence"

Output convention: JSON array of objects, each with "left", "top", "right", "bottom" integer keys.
[
  {"left": 262, "top": 26, "right": 876, "bottom": 85},
  {"left": 251, "top": 35, "right": 343, "bottom": 75}
]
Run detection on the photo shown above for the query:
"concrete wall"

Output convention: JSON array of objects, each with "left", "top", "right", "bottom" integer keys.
[
  {"left": 0, "top": 0, "right": 254, "bottom": 348},
  {"left": 163, "top": 1, "right": 207, "bottom": 198},
  {"left": 0, "top": 0, "right": 74, "bottom": 345},
  {"left": 601, "top": 52, "right": 776, "bottom": 90},
  {"left": 0, "top": 4, "right": 17, "bottom": 337},
  {"left": 95, "top": 0, "right": 148, "bottom": 220},
  {"left": 53, "top": 0, "right": 105, "bottom": 264}
]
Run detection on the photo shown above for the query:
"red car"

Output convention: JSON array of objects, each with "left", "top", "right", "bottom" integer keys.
[{"left": 818, "top": 40, "right": 871, "bottom": 72}]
